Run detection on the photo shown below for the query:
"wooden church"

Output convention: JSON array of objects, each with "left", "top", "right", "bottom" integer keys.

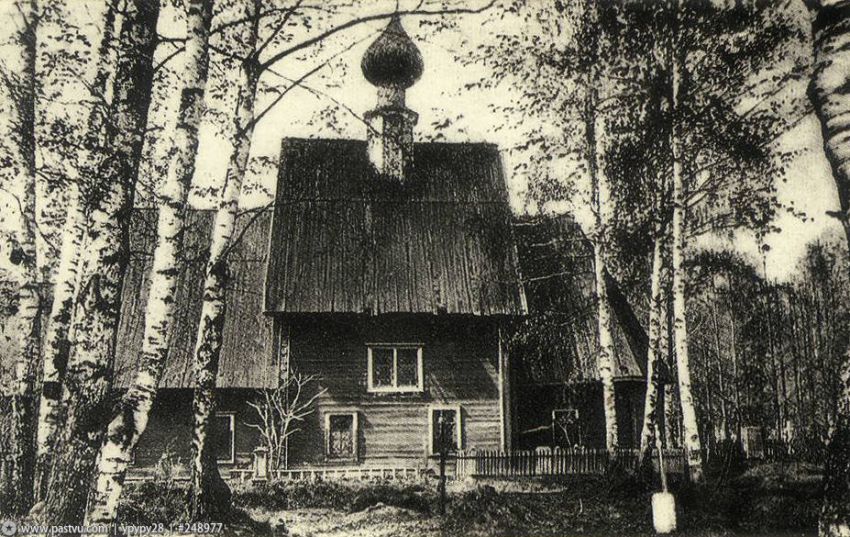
[
  {"left": 0, "top": 16, "right": 646, "bottom": 479},
  {"left": 115, "top": 16, "right": 527, "bottom": 475}
]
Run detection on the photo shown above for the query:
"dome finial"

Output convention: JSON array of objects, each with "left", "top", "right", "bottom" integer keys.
[{"left": 361, "top": 15, "right": 424, "bottom": 90}]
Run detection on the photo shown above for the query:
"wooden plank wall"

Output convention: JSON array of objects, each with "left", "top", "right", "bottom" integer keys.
[
  {"left": 284, "top": 315, "right": 504, "bottom": 467},
  {"left": 130, "top": 389, "right": 261, "bottom": 472}
]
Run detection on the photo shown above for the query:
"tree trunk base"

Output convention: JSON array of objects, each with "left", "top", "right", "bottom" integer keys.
[
  {"left": 821, "top": 421, "right": 850, "bottom": 537},
  {"left": 9, "top": 394, "right": 36, "bottom": 515},
  {"left": 191, "top": 449, "right": 232, "bottom": 521}
]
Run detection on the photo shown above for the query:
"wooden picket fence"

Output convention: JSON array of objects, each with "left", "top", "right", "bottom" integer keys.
[
  {"left": 234, "top": 446, "right": 687, "bottom": 482},
  {"left": 454, "top": 447, "right": 686, "bottom": 479}
]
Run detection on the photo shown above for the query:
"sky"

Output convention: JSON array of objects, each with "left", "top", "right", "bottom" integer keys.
[{"left": 0, "top": 0, "right": 842, "bottom": 283}]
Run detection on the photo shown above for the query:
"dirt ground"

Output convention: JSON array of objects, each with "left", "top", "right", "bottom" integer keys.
[
  {"left": 244, "top": 505, "right": 817, "bottom": 537},
  {"left": 248, "top": 504, "right": 441, "bottom": 537},
  {"left": 113, "top": 463, "right": 824, "bottom": 537}
]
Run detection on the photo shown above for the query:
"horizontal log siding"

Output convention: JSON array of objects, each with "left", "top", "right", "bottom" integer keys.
[
  {"left": 129, "top": 389, "right": 260, "bottom": 471},
  {"left": 285, "top": 316, "right": 503, "bottom": 467}
]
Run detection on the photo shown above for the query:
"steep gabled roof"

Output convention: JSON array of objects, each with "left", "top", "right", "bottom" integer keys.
[
  {"left": 265, "top": 138, "right": 527, "bottom": 315},
  {"left": 114, "top": 209, "right": 276, "bottom": 388},
  {"left": 511, "top": 214, "right": 643, "bottom": 384}
]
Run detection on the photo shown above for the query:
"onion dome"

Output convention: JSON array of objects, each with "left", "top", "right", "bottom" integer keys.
[{"left": 361, "top": 15, "right": 424, "bottom": 89}]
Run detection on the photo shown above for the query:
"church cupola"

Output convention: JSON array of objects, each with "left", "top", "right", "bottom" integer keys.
[{"left": 361, "top": 15, "right": 423, "bottom": 181}]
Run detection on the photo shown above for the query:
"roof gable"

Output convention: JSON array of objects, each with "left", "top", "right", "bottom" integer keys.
[{"left": 265, "top": 138, "right": 526, "bottom": 315}]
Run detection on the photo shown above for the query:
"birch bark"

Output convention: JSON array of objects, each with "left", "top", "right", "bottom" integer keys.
[
  {"left": 592, "top": 196, "right": 619, "bottom": 454},
  {"left": 33, "top": 1, "right": 119, "bottom": 500},
  {"left": 583, "top": 0, "right": 618, "bottom": 454},
  {"left": 670, "top": 0, "right": 703, "bottom": 479},
  {"left": 32, "top": 186, "right": 85, "bottom": 501},
  {"left": 805, "top": 0, "right": 850, "bottom": 533},
  {"left": 190, "top": 0, "right": 259, "bottom": 519},
  {"left": 86, "top": 0, "right": 212, "bottom": 524},
  {"left": 587, "top": 103, "right": 618, "bottom": 453},
  {"left": 39, "top": 0, "right": 159, "bottom": 525},
  {"left": 8, "top": 0, "right": 40, "bottom": 515},
  {"left": 639, "top": 237, "right": 665, "bottom": 464}
]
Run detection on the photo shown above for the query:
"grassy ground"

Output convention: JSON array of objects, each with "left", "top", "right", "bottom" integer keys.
[{"left": 116, "top": 462, "right": 823, "bottom": 536}]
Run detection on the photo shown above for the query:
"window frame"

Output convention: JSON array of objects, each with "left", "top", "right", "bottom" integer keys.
[
  {"left": 324, "top": 411, "right": 359, "bottom": 462},
  {"left": 366, "top": 344, "right": 424, "bottom": 394},
  {"left": 552, "top": 407, "right": 582, "bottom": 447},
  {"left": 428, "top": 405, "right": 462, "bottom": 454},
  {"left": 213, "top": 412, "right": 236, "bottom": 464}
]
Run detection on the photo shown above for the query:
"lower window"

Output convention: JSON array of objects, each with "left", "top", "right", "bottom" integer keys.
[
  {"left": 552, "top": 408, "right": 583, "bottom": 448},
  {"left": 325, "top": 412, "right": 358, "bottom": 461},
  {"left": 429, "top": 406, "right": 461, "bottom": 453},
  {"left": 211, "top": 413, "right": 235, "bottom": 464}
]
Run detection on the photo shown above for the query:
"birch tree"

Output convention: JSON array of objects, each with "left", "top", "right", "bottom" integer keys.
[
  {"left": 32, "top": 190, "right": 85, "bottom": 502},
  {"left": 39, "top": 0, "right": 160, "bottom": 524},
  {"left": 668, "top": 0, "right": 703, "bottom": 483},
  {"left": 32, "top": 0, "right": 122, "bottom": 501},
  {"left": 588, "top": 105, "right": 619, "bottom": 453},
  {"left": 2, "top": 0, "right": 40, "bottom": 515},
  {"left": 579, "top": 0, "right": 619, "bottom": 454},
  {"left": 86, "top": 0, "right": 213, "bottom": 524},
  {"left": 190, "top": 0, "right": 259, "bottom": 517},
  {"left": 639, "top": 237, "right": 666, "bottom": 465},
  {"left": 805, "top": 0, "right": 850, "bottom": 533}
]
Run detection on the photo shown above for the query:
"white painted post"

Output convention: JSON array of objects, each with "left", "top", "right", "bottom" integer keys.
[
  {"left": 253, "top": 447, "right": 269, "bottom": 481},
  {"left": 652, "top": 423, "right": 676, "bottom": 534}
]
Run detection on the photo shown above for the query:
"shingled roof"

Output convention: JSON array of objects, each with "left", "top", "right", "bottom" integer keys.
[
  {"left": 510, "top": 214, "right": 644, "bottom": 384},
  {"left": 265, "top": 138, "right": 527, "bottom": 315},
  {"left": 113, "top": 209, "right": 276, "bottom": 389}
]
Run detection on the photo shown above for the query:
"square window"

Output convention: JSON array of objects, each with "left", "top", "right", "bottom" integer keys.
[
  {"left": 367, "top": 346, "right": 423, "bottom": 393},
  {"left": 325, "top": 412, "right": 358, "bottom": 460},
  {"left": 211, "top": 413, "right": 235, "bottom": 463},
  {"left": 429, "top": 406, "right": 461, "bottom": 453}
]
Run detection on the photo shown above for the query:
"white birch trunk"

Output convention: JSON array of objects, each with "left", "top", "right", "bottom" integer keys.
[
  {"left": 664, "top": 383, "right": 678, "bottom": 447},
  {"left": 579, "top": 0, "right": 618, "bottom": 453},
  {"left": 33, "top": 0, "right": 119, "bottom": 501},
  {"left": 663, "top": 0, "right": 703, "bottom": 481},
  {"left": 806, "top": 1, "right": 850, "bottom": 533},
  {"left": 670, "top": 7, "right": 704, "bottom": 477},
  {"left": 39, "top": 0, "right": 159, "bottom": 524},
  {"left": 86, "top": 0, "right": 212, "bottom": 524},
  {"left": 10, "top": 0, "right": 39, "bottom": 399},
  {"left": 33, "top": 185, "right": 85, "bottom": 500},
  {"left": 663, "top": 299, "right": 678, "bottom": 449},
  {"left": 594, "top": 238, "right": 619, "bottom": 453},
  {"left": 590, "top": 111, "right": 618, "bottom": 453},
  {"left": 672, "top": 138, "right": 703, "bottom": 482},
  {"left": 8, "top": 0, "right": 40, "bottom": 514},
  {"left": 190, "top": 2, "right": 259, "bottom": 518},
  {"left": 639, "top": 237, "right": 665, "bottom": 464}
]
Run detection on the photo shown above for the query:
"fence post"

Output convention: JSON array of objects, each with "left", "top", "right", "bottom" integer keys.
[{"left": 536, "top": 446, "right": 551, "bottom": 475}]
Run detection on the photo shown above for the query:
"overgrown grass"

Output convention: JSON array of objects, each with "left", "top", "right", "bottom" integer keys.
[
  {"left": 232, "top": 478, "right": 435, "bottom": 514},
  {"left": 117, "top": 463, "right": 822, "bottom": 536},
  {"left": 443, "top": 476, "right": 654, "bottom": 536},
  {"left": 117, "top": 481, "right": 190, "bottom": 525},
  {"left": 117, "top": 481, "right": 271, "bottom": 535}
]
